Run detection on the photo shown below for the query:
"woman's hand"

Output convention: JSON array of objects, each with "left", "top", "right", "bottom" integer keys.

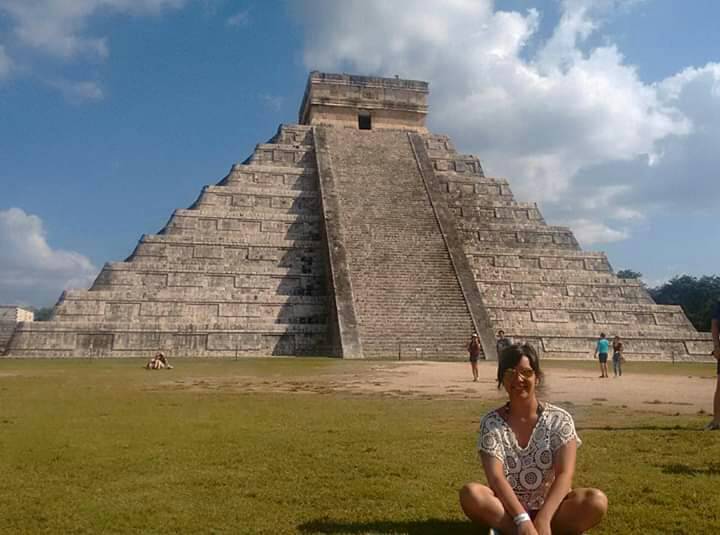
[
  {"left": 517, "top": 520, "right": 539, "bottom": 535},
  {"left": 533, "top": 515, "right": 552, "bottom": 535}
]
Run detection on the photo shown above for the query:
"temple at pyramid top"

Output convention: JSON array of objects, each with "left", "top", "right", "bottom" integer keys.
[{"left": 299, "top": 71, "right": 429, "bottom": 132}]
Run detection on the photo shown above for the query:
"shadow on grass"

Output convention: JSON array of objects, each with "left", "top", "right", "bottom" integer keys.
[
  {"left": 298, "top": 519, "right": 488, "bottom": 534},
  {"left": 659, "top": 463, "right": 720, "bottom": 476}
]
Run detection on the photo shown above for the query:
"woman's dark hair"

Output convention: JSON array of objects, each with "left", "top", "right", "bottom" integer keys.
[{"left": 497, "top": 343, "right": 543, "bottom": 389}]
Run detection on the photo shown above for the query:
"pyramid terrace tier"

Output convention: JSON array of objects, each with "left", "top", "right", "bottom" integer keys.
[
  {"left": 446, "top": 202, "right": 545, "bottom": 224},
  {"left": 195, "top": 186, "right": 320, "bottom": 214},
  {"left": 500, "top": 332, "right": 713, "bottom": 361},
  {"left": 51, "top": 291, "right": 328, "bottom": 325},
  {"left": 268, "top": 124, "right": 314, "bottom": 146},
  {"left": 436, "top": 177, "right": 514, "bottom": 200},
  {"left": 7, "top": 321, "right": 328, "bottom": 357},
  {"left": 477, "top": 279, "right": 652, "bottom": 302},
  {"left": 248, "top": 143, "right": 316, "bottom": 168},
  {"left": 460, "top": 224, "right": 580, "bottom": 250},
  {"left": 467, "top": 249, "right": 612, "bottom": 271},
  {"left": 124, "top": 252, "right": 323, "bottom": 272},
  {"left": 216, "top": 166, "right": 319, "bottom": 191},
  {"left": 488, "top": 301, "right": 694, "bottom": 324},
  {"left": 129, "top": 234, "right": 324, "bottom": 259},
  {"left": 95, "top": 261, "right": 324, "bottom": 287},
  {"left": 473, "top": 266, "right": 643, "bottom": 285},
  {"left": 490, "top": 307, "right": 695, "bottom": 337},
  {"left": 164, "top": 209, "right": 322, "bottom": 241},
  {"left": 421, "top": 136, "right": 485, "bottom": 175},
  {"left": 428, "top": 154, "right": 484, "bottom": 176},
  {"left": 92, "top": 268, "right": 325, "bottom": 295}
]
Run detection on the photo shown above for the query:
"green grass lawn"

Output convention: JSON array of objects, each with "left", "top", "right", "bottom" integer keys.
[{"left": 0, "top": 359, "right": 718, "bottom": 534}]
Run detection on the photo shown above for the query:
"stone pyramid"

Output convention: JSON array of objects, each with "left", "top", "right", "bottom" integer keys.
[{"left": 5, "top": 72, "right": 712, "bottom": 360}]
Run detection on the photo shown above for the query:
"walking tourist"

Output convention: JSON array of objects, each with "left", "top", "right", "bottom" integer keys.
[
  {"left": 460, "top": 343, "right": 607, "bottom": 534},
  {"left": 612, "top": 336, "right": 624, "bottom": 377},
  {"left": 594, "top": 333, "right": 609, "bottom": 378},
  {"left": 467, "top": 333, "right": 481, "bottom": 382},
  {"left": 496, "top": 330, "right": 512, "bottom": 356},
  {"left": 496, "top": 330, "right": 513, "bottom": 379},
  {"left": 706, "top": 299, "right": 720, "bottom": 430}
]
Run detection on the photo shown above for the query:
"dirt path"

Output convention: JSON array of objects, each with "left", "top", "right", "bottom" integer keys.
[{"left": 170, "top": 361, "right": 717, "bottom": 417}]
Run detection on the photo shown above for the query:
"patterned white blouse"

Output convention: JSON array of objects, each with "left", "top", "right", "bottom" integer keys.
[{"left": 477, "top": 403, "right": 581, "bottom": 510}]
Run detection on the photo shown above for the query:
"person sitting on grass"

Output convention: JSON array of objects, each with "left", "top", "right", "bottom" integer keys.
[
  {"left": 145, "top": 352, "right": 173, "bottom": 370},
  {"left": 460, "top": 343, "right": 607, "bottom": 535}
]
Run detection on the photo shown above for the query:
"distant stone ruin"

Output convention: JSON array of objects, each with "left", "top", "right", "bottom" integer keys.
[
  {"left": 4, "top": 72, "right": 713, "bottom": 360},
  {"left": 0, "top": 306, "right": 34, "bottom": 353}
]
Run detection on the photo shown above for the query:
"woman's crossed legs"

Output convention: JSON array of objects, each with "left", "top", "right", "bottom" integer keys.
[{"left": 459, "top": 483, "right": 607, "bottom": 534}]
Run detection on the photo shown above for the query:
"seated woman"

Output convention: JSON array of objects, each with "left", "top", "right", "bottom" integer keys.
[
  {"left": 145, "top": 353, "right": 166, "bottom": 370},
  {"left": 460, "top": 343, "right": 607, "bottom": 535}
]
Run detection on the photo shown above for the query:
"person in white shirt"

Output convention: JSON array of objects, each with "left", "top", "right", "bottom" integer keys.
[{"left": 460, "top": 343, "right": 607, "bottom": 534}]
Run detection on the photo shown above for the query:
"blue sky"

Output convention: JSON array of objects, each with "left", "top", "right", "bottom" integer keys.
[{"left": 1, "top": 0, "right": 719, "bottom": 307}]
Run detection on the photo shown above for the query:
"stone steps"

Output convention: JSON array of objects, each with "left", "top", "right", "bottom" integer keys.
[{"left": 321, "top": 127, "right": 475, "bottom": 357}]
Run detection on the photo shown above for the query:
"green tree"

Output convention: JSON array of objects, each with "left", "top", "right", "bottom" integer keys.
[
  {"left": 616, "top": 269, "right": 643, "bottom": 280},
  {"left": 32, "top": 307, "right": 54, "bottom": 321},
  {"left": 649, "top": 275, "right": 720, "bottom": 331}
]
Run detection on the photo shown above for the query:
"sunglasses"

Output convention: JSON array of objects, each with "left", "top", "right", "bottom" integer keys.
[{"left": 502, "top": 367, "right": 535, "bottom": 381}]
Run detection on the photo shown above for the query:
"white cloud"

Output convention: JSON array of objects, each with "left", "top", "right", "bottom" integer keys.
[
  {"left": 0, "top": 208, "right": 98, "bottom": 307},
  {"left": 291, "top": 0, "right": 717, "bottom": 247},
  {"left": 0, "top": 0, "right": 187, "bottom": 59},
  {"left": 0, "top": 45, "right": 12, "bottom": 78},
  {"left": 569, "top": 219, "right": 628, "bottom": 245},
  {"left": 260, "top": 93, "right": 284, "bottom": 112},
  {"left": 226, "top": 9, "right": 249, "bottom": 27},
  {"left": 48, "top": 78, "right": 104, "bottom": 101}
]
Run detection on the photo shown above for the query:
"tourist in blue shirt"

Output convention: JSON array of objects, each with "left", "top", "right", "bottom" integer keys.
[
  {"left": 707, "top": 300, "right": 720, "bottom": 430},
  {"left": 594, "top": 333, "right": 610, "bottom": 378}
]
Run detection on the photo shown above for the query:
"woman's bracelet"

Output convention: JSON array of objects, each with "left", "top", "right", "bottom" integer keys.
[{"left": 513, "top": 512, "right": 531, "bottom": 525}]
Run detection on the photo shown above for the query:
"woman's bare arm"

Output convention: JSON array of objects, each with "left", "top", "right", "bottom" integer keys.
[
  {"left": 534, "top": 439, "right": 577, "bottom": 528},
  {"left": 480, "top": 452, "right": 528, "bottom": 518}
]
